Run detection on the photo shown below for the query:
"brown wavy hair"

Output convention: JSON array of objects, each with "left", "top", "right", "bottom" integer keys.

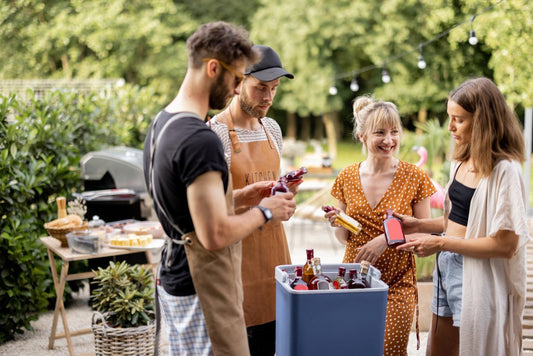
[
  {"left": 186, "top": 21, "right": 260, "bottom": 69},
  {"left": 448, "top": 77, "right": 524, "bottom": 177}
]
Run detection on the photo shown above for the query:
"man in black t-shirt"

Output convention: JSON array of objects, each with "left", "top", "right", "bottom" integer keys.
[{"left": 143, "top": 22, "right": 296, "bottom": 356}]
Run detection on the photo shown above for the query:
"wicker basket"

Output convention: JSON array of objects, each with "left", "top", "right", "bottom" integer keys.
[
  {"left": 92, "top": 312, "right": 156, "bottom": 356},
  {"left": 44, "top": 221, "right": 88, "bottom": 247}
]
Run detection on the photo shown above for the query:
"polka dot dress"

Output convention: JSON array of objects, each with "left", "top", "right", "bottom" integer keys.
[{"left": 331, "top": 160, "right": 436, "bottom": 356}]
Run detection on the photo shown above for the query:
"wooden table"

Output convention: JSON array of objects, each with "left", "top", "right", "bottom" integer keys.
[{"left": 40, "top": 236, "right": 157, "bottom": 356}]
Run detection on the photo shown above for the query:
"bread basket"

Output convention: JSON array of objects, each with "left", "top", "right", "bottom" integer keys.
[{"left": 44, "top": 221, "right": 89, "bottom": 247}]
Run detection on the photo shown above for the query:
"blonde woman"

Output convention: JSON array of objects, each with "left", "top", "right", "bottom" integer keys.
[{"left": 325, "top": 96, "right": 436, "bottom": 355}]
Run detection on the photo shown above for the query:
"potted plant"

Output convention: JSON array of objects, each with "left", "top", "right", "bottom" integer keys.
[{"left": 91, "top": 261, "right": 156, "bottom": 355}]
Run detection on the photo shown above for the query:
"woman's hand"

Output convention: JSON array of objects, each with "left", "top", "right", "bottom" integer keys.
[
  {"left": 396, "top": 234, "right": 442, "bottom": 257},
  {"left": 392, "top": 211, "right": 419, "bottom": 234},
  {"left": 354, "top": 234, "right": 387, "bottom": 265},
  {"left": 323, "top": 206, "right": 341, "bottom": 228}
]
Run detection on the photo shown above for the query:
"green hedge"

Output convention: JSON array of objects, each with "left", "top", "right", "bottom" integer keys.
[{"left": 0, "top": 85, "right": 160, "bottom": 343}]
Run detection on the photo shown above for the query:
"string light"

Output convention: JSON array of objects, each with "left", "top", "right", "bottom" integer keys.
[
  {"left": 469, "top": 15, "right": 479, "bottom": 45},
  {"left": 350, "top": 75, "right": 359, "bottom": 92},
  {"left": 328, "top": 1, "right": 503, "bottom": 95},
  {"left": 381, "top": 66, "right": 391, "bottom": 84},
  {"left": 417, "top": 45, "right": 427, "bottom": 69}
]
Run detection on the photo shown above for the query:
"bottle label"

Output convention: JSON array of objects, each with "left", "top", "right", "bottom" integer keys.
[
  {"left": 316, "top": 280, "right": 330, "bottom": 290},
  {"left": 294, "top": 284, "right": 309, "bottom": 290},
  {"left": 384, "top": 218, "right": 405, "bottom": 245}
]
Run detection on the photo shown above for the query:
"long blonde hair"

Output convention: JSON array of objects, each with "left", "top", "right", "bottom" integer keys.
[{"left": 449, "top": 77, "right": 524, "bottom": 176}]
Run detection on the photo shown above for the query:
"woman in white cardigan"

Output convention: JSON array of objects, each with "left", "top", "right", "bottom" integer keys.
[{"left": 397, "top": 77, "right": 529, "bottom": 356}]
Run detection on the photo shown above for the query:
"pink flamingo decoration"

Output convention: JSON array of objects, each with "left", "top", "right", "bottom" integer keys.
[{"left": 414, "top": 146, "right": 445, "bottom": 210}]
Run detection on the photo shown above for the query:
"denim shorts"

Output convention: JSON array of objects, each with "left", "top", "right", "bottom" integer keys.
[{"left": 431, "top": 251, "right": 463, "bottom": 327}]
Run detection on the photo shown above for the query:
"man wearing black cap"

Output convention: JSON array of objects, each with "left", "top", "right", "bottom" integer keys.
[{"left": 209, "top": 45, "right": 297, "bottom": 355}]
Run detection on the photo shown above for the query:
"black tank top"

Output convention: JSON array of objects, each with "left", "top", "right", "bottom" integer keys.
[{"left": 448, "top": 164, "right": 476, "bottom": 226}]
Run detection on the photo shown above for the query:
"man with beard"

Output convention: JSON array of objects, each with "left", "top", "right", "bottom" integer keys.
[
  {"left": 209, "top": 45, "right": 296, "bottom": 356},
  {"left": 143, "top": 25, "right": 296, "bottom": 356}
]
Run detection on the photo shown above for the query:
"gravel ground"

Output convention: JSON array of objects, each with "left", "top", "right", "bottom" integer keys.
[
  {"left": 0, "top": 283, "right": 169, "bottom": 356},
  {"left": 0, "top": 218, "right": 427, "bottom": 355}
]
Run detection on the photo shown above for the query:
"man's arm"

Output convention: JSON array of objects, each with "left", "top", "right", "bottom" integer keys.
[{"left": 187, "top": 171, "right": 295, "bottom": 250}]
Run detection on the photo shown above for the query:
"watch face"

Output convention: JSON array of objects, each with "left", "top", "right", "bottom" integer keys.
[
  {"left": 258, "top": 206, "right": 273, "bottom": 221},
  {"left": 264, "top": 208, "right": 273, "bottom": 220}
]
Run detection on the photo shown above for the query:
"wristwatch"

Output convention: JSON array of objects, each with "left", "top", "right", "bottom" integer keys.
[{"left": 255, "top": 205, "right": 273, "bottom": 223}]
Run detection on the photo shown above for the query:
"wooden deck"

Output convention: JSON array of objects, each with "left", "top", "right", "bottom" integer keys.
[{"left": 523, "top": 218, "right": 533, "bottom": 355}]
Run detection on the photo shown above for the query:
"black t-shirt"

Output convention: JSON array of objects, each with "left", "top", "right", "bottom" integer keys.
[{"left": 143, "top": 110, "right": 228, "bottom": 296}]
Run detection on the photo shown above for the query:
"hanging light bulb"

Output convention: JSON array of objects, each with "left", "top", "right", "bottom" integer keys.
[
  {"left": 468, "top": 15, "right": 478, "bottom": 46},
  {"left": 417, "top": 45, "right": 426, "bottom": 69},
  {"left": 329, "top": 85, "right": 338, "bottom": 95},
  {"left": 350, "top": 76, "right": 359, "bottom": 92},
  {"left": 381, "top": 68, "right": 391, "bottom": 84},
  {"left": 468, "top": 30, "right": 478, "bottom": 45},
  {"left": 417, "top": 54, "right": 426, "bottom": 69}
]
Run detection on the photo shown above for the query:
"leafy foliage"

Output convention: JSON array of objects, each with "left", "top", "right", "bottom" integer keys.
[
  {"left": 0, "top": 86, "right": 158, "bottom": 342},
  {"left": 91, "top": 261, "right": 155, "bottom": 328}
]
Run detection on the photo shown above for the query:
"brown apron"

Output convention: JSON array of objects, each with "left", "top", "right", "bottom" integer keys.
[
  {"left": 182, "top": 174, "right": 250, "bottom": 356},
  {"left": 220, "top": 114, "right": 292, "bottom": 327}
]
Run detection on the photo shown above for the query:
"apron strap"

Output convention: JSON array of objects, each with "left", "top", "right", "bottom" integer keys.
[
  {"left": 224, "top": 113, "right": 242, "bottom": 154},
  {"left": 148, "top": 112, "right": 197, "bottom": 240}
]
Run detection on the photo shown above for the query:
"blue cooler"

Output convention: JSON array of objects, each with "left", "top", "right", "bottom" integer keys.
[{"left": 275, "top": 263, "right": 388, "bottom": 356}]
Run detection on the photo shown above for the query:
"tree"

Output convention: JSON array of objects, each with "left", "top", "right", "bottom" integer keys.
[
  {"left": 0, "top": 0, "right": 197, "bottom": 103},
  {"left": 447, "top": 0, "right": 533, "bottom": 108}
]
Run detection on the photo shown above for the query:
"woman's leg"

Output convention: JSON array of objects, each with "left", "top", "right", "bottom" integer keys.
[{"left": 426, "top": 314, "right": 459, "bottom": 356}]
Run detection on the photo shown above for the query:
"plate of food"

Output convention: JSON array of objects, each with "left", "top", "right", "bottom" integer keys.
[
  {"left": 106, "top": 234, "right": 165, "bottom": 250},
  {"left": 123, "top": 221, "right": 164, "bottom": 238}
]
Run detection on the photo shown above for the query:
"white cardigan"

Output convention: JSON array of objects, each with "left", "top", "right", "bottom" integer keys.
[{"left": 447, "top": 160, "right": 530, "bottom": 355}]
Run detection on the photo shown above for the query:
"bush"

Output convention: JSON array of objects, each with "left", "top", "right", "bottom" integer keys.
[{"left": 0, "top": 86, "right": 160, "bottom": 342}]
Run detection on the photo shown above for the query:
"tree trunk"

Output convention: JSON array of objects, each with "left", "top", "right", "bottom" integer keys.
[
  {"left": 417, "top": 107, "right": 427, "bottom": 134},
  {"left": 313, "top": 115, "right": 324, "bottom": 140},
  {"left": 322, "top": 111, "right": 338, "bottom": 161},
  {"left": 301, "top": 116, "right": 311, "bottom": 142},
  {"left": 286, "top": 112, "right": 297, "bottom": 139}
]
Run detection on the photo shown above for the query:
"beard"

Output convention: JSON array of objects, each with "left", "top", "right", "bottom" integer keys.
[
  {"left": 209, "top": 74, "right": 232, "bottom": 110},
  {"left": 239, "top": 87, "right": 268, "bottom": 119}
]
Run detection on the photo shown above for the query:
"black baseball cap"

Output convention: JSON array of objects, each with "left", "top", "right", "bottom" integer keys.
[{"left": 245, "top": 45, "right": 294, "bottom": 81}]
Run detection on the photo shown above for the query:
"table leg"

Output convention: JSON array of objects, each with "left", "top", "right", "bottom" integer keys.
[{"left": 47, "top": 249, "right": 75, "bottom": 355}]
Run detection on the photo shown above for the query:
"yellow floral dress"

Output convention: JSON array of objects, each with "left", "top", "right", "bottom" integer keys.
[{"left": 331, "top": 160, "right": 436, "bottom": 356}]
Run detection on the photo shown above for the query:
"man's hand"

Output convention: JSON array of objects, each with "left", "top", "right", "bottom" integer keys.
[
  {"left": 258, "top": 192, "right": 296, "bottom": 223},
  {"left": 234, "top": 181, "right": 275, "bottom": 210},
  {"left": 286, "top": 179, "right": 303, "bottom": 195}
]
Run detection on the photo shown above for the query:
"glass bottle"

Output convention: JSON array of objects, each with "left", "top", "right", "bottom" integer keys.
[
  {"left": 56, "top": 197, "right": 67, "bottom": 219},
  {"left": 308, "top": 257, "right": 332, "bottom": 290},
  {"left": 332, "top": 266, "right": 348, "bottom": 289},
  {"left": 302, "top": 249, "right": 315, "bottom": 284},
  {"left": 383, "top": 209, "right": 406, "bottom": 246},
  {"left": 347, "top": 269, "right": 367, "bottom": 289},
  {"left": 322, "top": 205, "right": 362, "bottom": 235},
  {"left": 359, "top": 260, "right": 371, "bottom": 288},
  {"left": 271, "top": 176, "right": 290, "bottom": 195},
  {"left": 89, "top": 215, "right": 107, "bottom": 247},
  {"left": 290, "top": 266, "right": 309, "bottom": 290},
  {"left": 284, "top": 166, "right": 308, "bottom": 182}
]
